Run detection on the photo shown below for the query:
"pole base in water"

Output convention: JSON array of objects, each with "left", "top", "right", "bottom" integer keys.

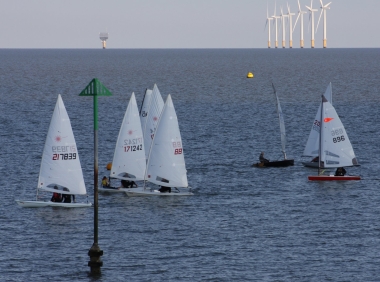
[{"left": 88, "top": 243, "right": 103, "bottom": 275}]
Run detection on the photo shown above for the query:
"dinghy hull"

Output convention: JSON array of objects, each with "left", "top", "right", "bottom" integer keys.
[
  {"left": 253, "top": 159, "right": 294, "bottom": 167},
  {"left": 308, "top": 175, "right": 361, "bottom": 181},
  {"left": 15, "top": 200, "right": 92, "bottom": 208}
]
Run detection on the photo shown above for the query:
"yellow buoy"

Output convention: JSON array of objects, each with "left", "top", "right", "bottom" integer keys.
[
  {"left": 247, "top": 72, "right": 254, "bottom": 78},
  {"left": 106, "top": 162, "right": 112, "bottom": 170}
]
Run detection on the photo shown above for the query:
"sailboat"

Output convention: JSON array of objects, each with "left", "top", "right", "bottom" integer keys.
[
  {"left": 125, "top": 94, "right": 193, "bottom": 196},
  {"left": 99, "top": 92, "right": 147, "bottom": 193},
  {"left": 308, "top": 94, "right": 360, "bottom": 181},
  {"left": 141, "top": 84, "right": 164, "bottom": 160},
  {"left": 253, "top": 83, "right": 294, "bottom": 167},
  {"left": 302, "top": 83, "right": 332, "bottom": 168},
  {"left": 16, "top": 95, "right": 91, "bottom": 207}
]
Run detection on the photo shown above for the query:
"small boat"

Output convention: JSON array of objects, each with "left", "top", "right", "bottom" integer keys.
[
  {"left": 125, "top": 94, "right": 193, "bottom": 196},
  {"left": 99, "top": 92, "right": 146, "bottom": 193},
  {"left": 302, "top": 83, "right": 332, "bottom": 168},
  {"left": 141, "top": 84, "right": 164, "bottom": 160},
  {"left": 308, "top": 92, "right": 360, "bottom": 181},
  {"left": 16, "top": 95, "right": 91, "bottom": 207},
  {"left": 253, "top": 83, "right": 294, "bottom": 167}
]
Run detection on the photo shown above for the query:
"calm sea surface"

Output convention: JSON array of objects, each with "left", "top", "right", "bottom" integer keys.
[{"left": 1, "top": 49, "right": 380, "bottom": 281}]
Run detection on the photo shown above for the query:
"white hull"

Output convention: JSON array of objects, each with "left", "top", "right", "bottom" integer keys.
[
  {"left": 125, "top": 187, "right": 193, "bottom": 196},
  {"left": 15, "top": 200, "right": 91, "bottom": 208}
]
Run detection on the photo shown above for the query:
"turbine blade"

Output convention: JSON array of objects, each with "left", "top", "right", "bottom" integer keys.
[
  {"left": 274, "top": 1, "right": 277, "bottom": 16},
  {"left": 265, "top": 19, "right": 268, "bottom": 31},
  {"left": 325, "top": 2, "right": 332, "bottom": 7},
  {"left": 287, "top": 3, "right": 290, "bottom": 14},
  {"left": 310, "top": 0, "right": 313, "bottom": 9},
  {"left": 305, "top": 5, "right": 311, "bottom": 11},
  {"left": 319, "top": 0, "right": 323, "bottom": 7},
  {"left": 293, "top": 13, "right": 300, "bottom": 32},
  {"left": 298, "top": 0, "right": 301, "bottom": 10},
  {"left": 316, "top": 8, "right": 323, "bottom": 33}
]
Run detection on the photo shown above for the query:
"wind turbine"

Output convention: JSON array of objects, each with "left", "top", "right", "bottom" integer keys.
[
  {"left": 287, "top": 3, "right": 295, "bottom": 48},
  {"left": 306, "top": 0, "right": 318, "bottom": 48},
  {"left": 265, "top": 3, "right": 273, "bottom": 48},
  {"left": 316, "top": 0, "right": 332, "bottom": 48},
  {"left": 280, "top": 7, "right": 288, "bottom": 48},
  {"left": 272, "top": 2, "right": 281, "bottom": 48},
  {"left": 293, "top": 0, "right": 308, "bottom": 48}
]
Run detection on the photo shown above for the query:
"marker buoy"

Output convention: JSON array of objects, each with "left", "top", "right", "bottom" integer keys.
[
  {"left": 247, "top": 72, "right": 254, "bottom": 78},
  {"left": 106, "top": 162, "right": 112, "bottom": 170}
]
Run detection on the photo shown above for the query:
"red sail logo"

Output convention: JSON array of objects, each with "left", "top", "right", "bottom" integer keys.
[{"left": 324, "top": 117, "right": 334, "bottom": 123}]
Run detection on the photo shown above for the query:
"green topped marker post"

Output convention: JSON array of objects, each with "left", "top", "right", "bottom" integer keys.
[{"left": 79, "top": 78, "right": 112, "bottom": 275}]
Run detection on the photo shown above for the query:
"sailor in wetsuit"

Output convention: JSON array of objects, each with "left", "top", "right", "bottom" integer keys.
[{"left": 259, "top": 152, "right": 269, "bottom": 163}]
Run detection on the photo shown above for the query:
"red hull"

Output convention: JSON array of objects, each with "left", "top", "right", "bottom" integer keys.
[{"left": 308, "top": 175, "right": 361, "bottom": 181}]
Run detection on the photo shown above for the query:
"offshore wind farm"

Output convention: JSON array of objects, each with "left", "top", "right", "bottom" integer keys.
[{"left": 265, "top": 0, "right": 332, "bottom": 48}]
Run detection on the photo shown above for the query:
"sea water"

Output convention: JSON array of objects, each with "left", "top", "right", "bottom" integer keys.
[{"left": 0, "top": 48, "right": 379, "bottom": 281}]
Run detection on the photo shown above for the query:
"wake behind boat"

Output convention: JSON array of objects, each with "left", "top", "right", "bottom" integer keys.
[
  {"left": 253, "top": 83, "right": 294, "bottom": 168},
  {"left": 15, "top": 95, "right": 91, "bottom": 208}
]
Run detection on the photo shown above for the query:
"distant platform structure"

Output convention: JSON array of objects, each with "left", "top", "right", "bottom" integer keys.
[{"left": 99, "top": 32, "right": 108, "bottom": 49}]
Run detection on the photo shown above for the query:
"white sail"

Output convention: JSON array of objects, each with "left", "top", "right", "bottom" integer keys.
[
  {"left": 303, "top": 83, "right": 333, "bottom": 157},
  {"left": 110, "top": 92, "right": 146, "bottom": 181},
  {"left": 142, "top": 84, "right": 164, "bottom": 159},
  {"left": 320, "top": 95, "right": 359, "bottom": 168},
  {"left": 275, "top": 89, "right": 287, "bottom": 158},
  {"left": 38, "top": 95, "right": 86, "bottom": 195},
  {"left": 146, "top": 94, "right": 188, "bottom": 188},
  {"left": 140, "top": 88, "right": 152, "bottom": 135}
]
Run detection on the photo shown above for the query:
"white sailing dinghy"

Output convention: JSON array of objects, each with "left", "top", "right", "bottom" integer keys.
[
  {"left": 125, "top": 94, "right": 193, "bottom": 196},
  {"left": 141, "top": 84, "right": 164, "bottom": 160},
  {"left": 302, "top": 83, "right": 333, "bottom": 168},
  {"left": 16, "top": 95, "right": 91, "bottom": 207},
  {"left": 100, "top": 93, "right": 147, "bottom": 193},
  {"left": 308, "top": 94, "right": 360, "bottom": 181},
  {"left": 253, "top": 83, "right": 294, "bottom": 167}
]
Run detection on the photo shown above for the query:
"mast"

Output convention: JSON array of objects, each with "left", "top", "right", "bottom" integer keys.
[
  {"left": 139, "top": 88, "right": 148, "bottom": 115},
  {"left": 318, "top": 95, "right": 325, "bottom": 175},
  {"left": 272, "top": 83, "right": 287, "bottom": 160}
]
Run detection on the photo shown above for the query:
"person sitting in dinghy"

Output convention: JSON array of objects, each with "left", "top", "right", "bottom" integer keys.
[
  {"left": 120, "top": 179, "right": 138, "bottom": 188},
  {"left": 158, "top": 178, "right": 171, "bottom": 193},
  {"left": 159, "top": 186, "right": 171, "bottom": 193},
  {"left": 50, "top": 186, "right": 62, "bottom": 202},
  {"left": 101, "top": 176, "right": 110, "bottom": 188},
  {"left": 335, "top": 167, "right": 346, "bottom": 176},
  {"left": 259, "top": 152, "right": 269, "bottom": 163},
  {"left": 62, "top": 187, "right": 75, "bottom": 203}
]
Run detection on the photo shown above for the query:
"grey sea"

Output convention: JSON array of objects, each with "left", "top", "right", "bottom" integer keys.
[{"left": 1, "top": 48, "right": 379, "bottom": 281}]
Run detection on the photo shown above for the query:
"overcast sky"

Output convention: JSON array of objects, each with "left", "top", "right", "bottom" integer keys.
[{"left": 0, "top": 0, "right": 378, "bottom": 49}]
